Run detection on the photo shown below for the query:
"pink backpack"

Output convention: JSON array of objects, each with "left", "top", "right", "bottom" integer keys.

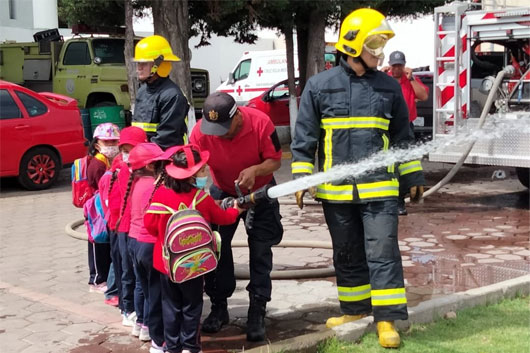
[{"left": 151, "top": 190, "right": 221, "bottom": 283}]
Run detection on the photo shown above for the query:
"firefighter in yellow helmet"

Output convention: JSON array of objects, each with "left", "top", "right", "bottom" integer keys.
[
  {"left": 291, "top": 8, "right": 425, "bottom": 348},
  {"left": 132, "top": 35, "right": 190, "bottom": 149}
]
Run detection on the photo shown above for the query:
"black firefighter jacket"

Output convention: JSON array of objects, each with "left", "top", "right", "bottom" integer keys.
[
  {"left": 133, "top": 77, "right": 189, "bottom": 150},
  {"left": 291, "top": 58, "right": 425, "bottom": 203}
]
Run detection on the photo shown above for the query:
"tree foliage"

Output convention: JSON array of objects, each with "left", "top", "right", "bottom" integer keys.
[{"left": 57, "top": 0, "right": 125, "bottom": 27}]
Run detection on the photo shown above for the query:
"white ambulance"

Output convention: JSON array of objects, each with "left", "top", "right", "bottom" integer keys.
[{"left": 216, "top": 50, "right": 299, "bottom": 105}]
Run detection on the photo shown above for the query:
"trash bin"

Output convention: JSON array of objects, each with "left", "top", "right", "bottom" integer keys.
[
  {"left": 80, "top": 108, "right": 93, "bottom": 141},
  {"left": 89, "top": 105, "right": 126, "bottom": 133}
]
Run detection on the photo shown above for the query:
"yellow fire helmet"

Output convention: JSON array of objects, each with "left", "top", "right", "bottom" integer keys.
[
  {"left": 134, "top": 35, "right": 180, "bottom": 78},
  {"left": 335, "top": 8, "right": 395, "bottom": 58}
]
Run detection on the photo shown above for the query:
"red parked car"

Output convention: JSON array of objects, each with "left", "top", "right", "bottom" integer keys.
[
  {"left": 0, "top": 81, "right": 87, "bottom": 190},
  {"left": 246, "top": 78, "right": 300, "bottom": 126}
]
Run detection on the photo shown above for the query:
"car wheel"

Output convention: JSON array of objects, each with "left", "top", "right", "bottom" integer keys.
[
  {"left": 515, "top": 167, "right": 529, "bottom": 188},
  {"left": 18, "top": 147, "right": 60, "bottom": 190}
]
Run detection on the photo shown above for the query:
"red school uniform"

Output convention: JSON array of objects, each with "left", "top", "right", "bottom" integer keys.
[
  {"left": 144, "top": 185, "right": 239, "bottom": 275},
  {"left": 189, "top": 106, "right": 282, "bottom": 196}
]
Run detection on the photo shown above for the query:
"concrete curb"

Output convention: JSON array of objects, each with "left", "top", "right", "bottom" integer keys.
[{"left": 244, "top": 274, "right": 530, "bottom": 353}]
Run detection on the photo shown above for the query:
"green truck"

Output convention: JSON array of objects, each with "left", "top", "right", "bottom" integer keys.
[{"left": 0, "top": 29, "right": 209, "bottom": 120}]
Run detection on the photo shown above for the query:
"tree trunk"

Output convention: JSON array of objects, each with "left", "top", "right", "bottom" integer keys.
[
  {"left": 305, "top": 9, "right": 326, "bottom": 81},
  {"left": 124, "top": 0, "right": 137, "bottom": 118},
  {"left": 150, "top": 0, "right": 192, "bottom": 103},
  {"left": 284, "top": 24, "right": 298, "bottom": 142},
  {"left": 296, "top": 21, "right": 308, "bottom": 93}
]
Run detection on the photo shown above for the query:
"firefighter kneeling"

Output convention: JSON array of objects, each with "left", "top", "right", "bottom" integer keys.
[{"left": 291, "top": 8, "right": 425, "bottom": 348}]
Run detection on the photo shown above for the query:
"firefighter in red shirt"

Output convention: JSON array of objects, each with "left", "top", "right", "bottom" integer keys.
[
  {"left": 382, "top": 51, "right": 428, "bottom": 215},
  {"left": 190, "top": 92, "right": 283, "bottom": 342}
]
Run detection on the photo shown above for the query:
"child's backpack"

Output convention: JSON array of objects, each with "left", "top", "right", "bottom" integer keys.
[
  {"left": 71, "top": 156, "right": 94, "bottom": 208},
  {"left": 83, "top": 192, "right": 110, "bottom": 243},
  {"left": 154, "top": 190, "right": 221, "bottom": 283}
]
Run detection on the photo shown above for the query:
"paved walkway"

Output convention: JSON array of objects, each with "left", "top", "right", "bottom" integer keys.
[{"left": 0, "top": 159, "right": 528, "bottom": 352}]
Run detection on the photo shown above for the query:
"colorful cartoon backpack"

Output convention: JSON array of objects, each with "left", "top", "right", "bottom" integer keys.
[
  {"left": 83, "top": 192, "right": 109, "bottom": 243},
  {"left": 149, "top": 190, "right": 221, "bottom": 283},
  {"left": 71, "top": 156, "right": 94, "bottom": 208}
]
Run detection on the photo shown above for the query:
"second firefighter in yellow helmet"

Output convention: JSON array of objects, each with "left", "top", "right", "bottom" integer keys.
[
  {"left": 134, "top": 34, "right": 180, "bottom": 78},
  {"left": 132, "top": 34, "right": 190, "bottom": 149}
]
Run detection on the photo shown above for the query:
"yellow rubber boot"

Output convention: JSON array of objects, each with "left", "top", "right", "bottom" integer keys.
[
  {"left": 326, "top": 314, "right": 366, "bottom": 328},
  {"left": 377, "top": 321, "right": 400, "bottom": 348}
]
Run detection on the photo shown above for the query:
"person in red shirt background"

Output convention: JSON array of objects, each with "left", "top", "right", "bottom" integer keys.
[
  {"left": 190, "top": 92, "right": 284, "bottom": 342},
  {"left": 382, "top": 51, "right": 429, "bottom": 215},
  {"left": 144, "top": 144, "right": 243, "bottom": 353}
]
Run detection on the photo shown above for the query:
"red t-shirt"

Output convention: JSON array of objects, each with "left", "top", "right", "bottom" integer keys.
[
  {"left": 389, "top": 73, "right": 429, "bottom": 122},
  {"left": 190, "top": 106, "right": 282, "bottom": 196},
  {"left": 116, "top": 166, "right": 133, "bottom": 234},
  {"left": 144, "top": 186, "right": 239, "bottom": 274},
  {"left": 129, "top": 176, "right": 157, "bottom": 243}
]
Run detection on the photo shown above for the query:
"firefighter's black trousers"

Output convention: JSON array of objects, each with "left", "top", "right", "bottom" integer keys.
[
  {"left": 205, "top": 183, "right": 283, "bottom": 303},
  {"left": 322, "top": 199, "right": 408, "bottom": 322}
]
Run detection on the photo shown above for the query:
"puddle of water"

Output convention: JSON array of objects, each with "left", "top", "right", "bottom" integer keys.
[{"left": 406, "top": 254, "right": 530, "bottom": 306}]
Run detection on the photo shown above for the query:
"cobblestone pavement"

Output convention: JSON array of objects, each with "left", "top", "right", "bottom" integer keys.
[{"left": 0, "top": 159, "right": 528, "bottom": 353}]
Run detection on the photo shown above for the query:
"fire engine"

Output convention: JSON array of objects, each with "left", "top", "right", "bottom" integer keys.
[{"left": 429, "top": 1, "right": 530, "bottom": 187}]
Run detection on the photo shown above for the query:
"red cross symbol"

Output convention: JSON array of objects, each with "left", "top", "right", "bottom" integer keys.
[
  {"left": 257, "top": 67, "right": 263, "bottom": 77},
  {"left": 236, "top": 85, "right": 243, "bottom": 96}
]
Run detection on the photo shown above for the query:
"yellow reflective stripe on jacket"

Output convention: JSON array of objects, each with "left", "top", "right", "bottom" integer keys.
[
  {"left": 316, "top": 183, "right": 353, "bottom": 201},
  {"left": 357, "top": 179, "right": 399, "bottom": 199},
  {"left": 338, "top": 284, "right": 371, "bottom": 302},
  {"left": 398, "top": 160, "right": 423, "bottom": 176},
  {"left": 324, "top": 128, "right": 333, "bottom": 171},
  {"left": 381, "top": 134, "right": 395, "bottom": 174},
  {"left": 321, "top": 117, "right": 390, "bottom": 130},
  {"left": 132, "top": 121, "right": 158, "bottom": 132},
  {"left": 371, "top": 288, "right": 407, "bottom": 306},
  {"left": 291, "top": 161, "right": 314, "bottom": 174}
]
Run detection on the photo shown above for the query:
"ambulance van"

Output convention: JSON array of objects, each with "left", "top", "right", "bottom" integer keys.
[{"left": 216, "top": 50, "right": 299, "bottom": 105}]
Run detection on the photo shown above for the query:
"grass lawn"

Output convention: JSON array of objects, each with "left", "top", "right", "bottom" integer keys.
[{"left": 318, "top": 296, "right": 530, "bottom": 353}]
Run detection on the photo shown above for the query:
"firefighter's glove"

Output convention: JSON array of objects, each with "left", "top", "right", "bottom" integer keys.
[
  {"left": 295, "top": 187, "right": 317, "bottom": 209},
  {"left": 409, "top": 185, "right": 424, "bottom": 203}
]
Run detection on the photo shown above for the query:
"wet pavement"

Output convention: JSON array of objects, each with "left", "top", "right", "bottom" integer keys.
[{"left": 0, "top": 158, "right": 528, "bottom": 353}]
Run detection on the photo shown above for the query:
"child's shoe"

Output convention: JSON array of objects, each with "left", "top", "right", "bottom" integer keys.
[
  {"left": 122, "top": 312, "right": 137, "bottom": 327},
  {"left": 131, "top": 322, "right": 142, "bottom": 337},
  {"left": 89, "top": 282, "right": 107, "bottom": 293},
  {"left": 104, "top": 296, "right": 119, "bottom": 307},
  {"left": 149, "top": 341, "right": 164, "bottom": 353},
  {"left": 139, "top": 325, "right": 151, "bottom": 341}
]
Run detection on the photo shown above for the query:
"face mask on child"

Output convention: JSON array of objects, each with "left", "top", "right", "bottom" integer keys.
[
  {"left": 194, "top": 176, "right": 208, "bottom": 190},
  {"left": 121, "top": 152, "right": 129, "bottom": 163},
  {"left": 99, "top": 145, "right": 119, "bottom": 159}
]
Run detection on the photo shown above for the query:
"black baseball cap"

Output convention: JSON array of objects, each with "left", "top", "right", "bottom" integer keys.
[
  {"left": 200, "top": 92, "right": 238, "bottom": 136},
  {"left": 389, "top": 51, "right": 406, "bottom": 66}
]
